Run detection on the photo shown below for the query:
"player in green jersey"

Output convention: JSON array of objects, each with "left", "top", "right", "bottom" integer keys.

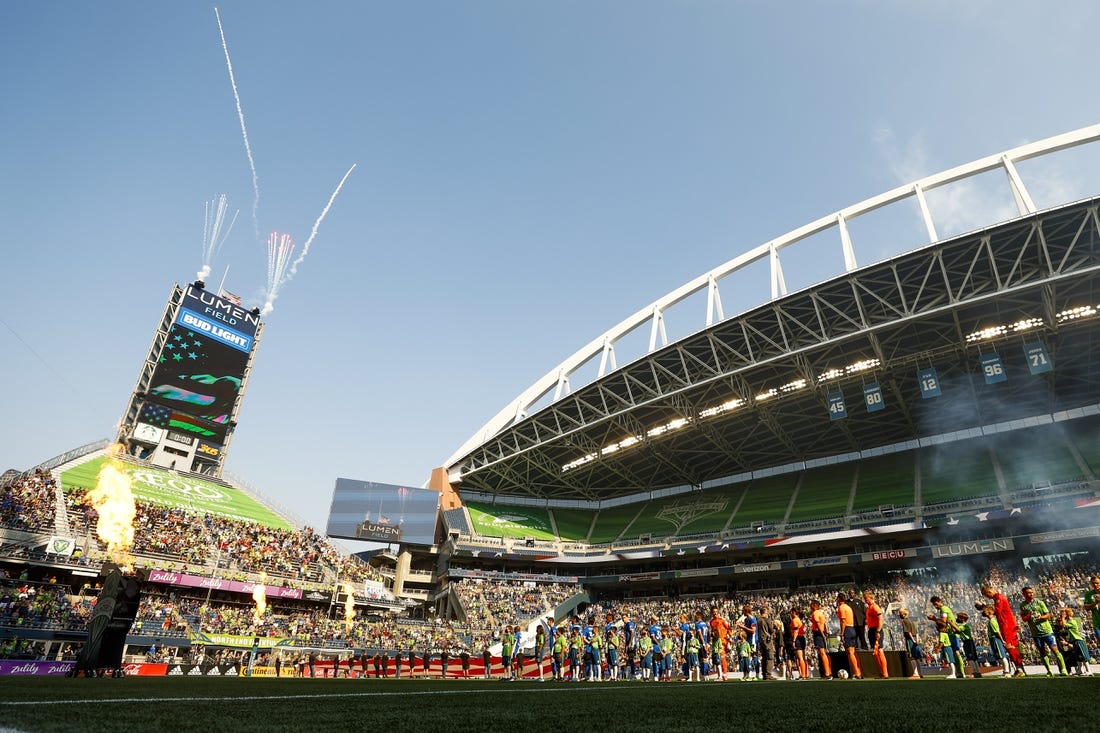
[
  {"left": 1084, "top": 575, "right": 1100, "bottom": 645},
  {"left": 1060, "top": 607, "right": 1091, "bottom": 676},
  {"left": 1019, "top": 586, "right": 1067, "bottom": 676}
]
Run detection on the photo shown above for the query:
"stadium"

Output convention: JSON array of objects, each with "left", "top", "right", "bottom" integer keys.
[{"left": 4, "top": 126, "right": 1100, "bottom": 730}]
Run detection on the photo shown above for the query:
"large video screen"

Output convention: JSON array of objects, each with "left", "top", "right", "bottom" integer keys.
[
  {"left": 142, "top": 286, "right": 260, "bottom": 443},
  {"left": 326, "top": 478, "right": 441, "bottom": 546}
]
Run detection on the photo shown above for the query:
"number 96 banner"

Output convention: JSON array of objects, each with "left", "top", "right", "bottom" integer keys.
[{"left": 979, "top": 353, "right": 1007, "bottom": 384}]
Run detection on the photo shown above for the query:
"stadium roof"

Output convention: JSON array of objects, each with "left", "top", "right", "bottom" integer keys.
[{"left": 447, "top": 196, "right": 1100, "bottom": 502}]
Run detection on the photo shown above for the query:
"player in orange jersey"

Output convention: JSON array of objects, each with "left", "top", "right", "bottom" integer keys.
[
  {"left": 709, "top": 606, "right": 731, "bottom": 680},
  {"left": 809, "top": 599, "right": 832, "bottom": 679},
  {"left": 836, "top": 593, "right": 863, "bottom": 679},
  {"left": 862, "top": 590, "right": 889, "bottom": 678}
]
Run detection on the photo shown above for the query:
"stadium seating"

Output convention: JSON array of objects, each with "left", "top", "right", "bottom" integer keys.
[
  {"left": 849, "top": 451, "right": 916, "bottom": 514},
  {"left": 0, "top": 470, "right": 58, "bottom": 532},
  {"left": 785, "top": 463, "right": 855, "bottom": 523}
]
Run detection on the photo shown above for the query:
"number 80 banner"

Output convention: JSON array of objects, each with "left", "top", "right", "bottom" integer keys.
[{"left": 863, "top": 382, "right": 885, "bottom": 413}]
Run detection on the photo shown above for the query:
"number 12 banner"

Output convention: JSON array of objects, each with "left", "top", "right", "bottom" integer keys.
[{"left": 917, "top": 367, "right": 941, "bottom": 398}]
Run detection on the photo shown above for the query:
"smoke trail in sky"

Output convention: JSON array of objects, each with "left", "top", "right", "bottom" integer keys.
[
  {"left": 265, "top": 232, "right": 296, "bottom": 298},
  {"left": 261, "top": 164, "right": 357, "bottom": 316},
  {"left": 286, "top": 163, "right": 357, "bottom": 279},
  {"left": 214, "top": 8, "right": 261, "bottom": 240},
  {"left": 198, "top": 194, "right": 239, "bottom": 281}
]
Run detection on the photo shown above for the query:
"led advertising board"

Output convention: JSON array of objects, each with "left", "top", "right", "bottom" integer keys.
[
  {"left": 142, "top": 286, "right": 260, "bottom": 443},
  {"left": 326, "top": 478, "right": 441, "bottom": 546}
]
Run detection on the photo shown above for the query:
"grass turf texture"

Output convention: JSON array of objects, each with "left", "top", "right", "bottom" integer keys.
[{"left": 0, "top": 677, "right": 1095, "bottom": 733}]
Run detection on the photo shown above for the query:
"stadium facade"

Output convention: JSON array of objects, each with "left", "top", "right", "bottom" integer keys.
[
  {"left": 413, "top": 123, "right": 1100, "bottom": 601},
  {"left": 5, "top": 125, "right": 1100, "bottom": 672}
]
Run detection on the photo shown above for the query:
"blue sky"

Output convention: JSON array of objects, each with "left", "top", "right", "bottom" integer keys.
[{"left": 4, "top": 1, "right": 1100, "bottom": 533}]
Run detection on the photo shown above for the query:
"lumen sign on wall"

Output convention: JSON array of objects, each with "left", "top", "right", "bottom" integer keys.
[{"left": 326, "top": 478, "right": 441, "bottom": 546}]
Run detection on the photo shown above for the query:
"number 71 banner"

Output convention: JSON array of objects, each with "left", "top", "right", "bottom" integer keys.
[{"left": 1023, "top": 342, "right": 1053, "bottom": 374}]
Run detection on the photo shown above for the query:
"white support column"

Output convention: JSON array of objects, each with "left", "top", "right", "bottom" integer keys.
[
  {"left": 706, "top": 274, "right": 724, "bottom": 325},
  {"left": 552, "top": 369, "right": 570, "bottom": 401},
  {"left": 837, "top": 213, "right": 858, "bottom": 272},
  {"left": 769, "top": 243, "right": 787, "bottom": 299},
  {"left": 1002, "top": 154, "right": 1036, "bottom": 215},
  {"left": 648, "top": 306, "right": 667, "bottom": 352},
  {"left": 597, "top": 337, "right": 617, "bottom": 377},
  {"left": 914, "top": 182, "right": 939, "bottom": 243}
]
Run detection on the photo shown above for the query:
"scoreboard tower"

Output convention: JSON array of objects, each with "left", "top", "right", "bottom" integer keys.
[{"left": 116, "top": 281, "right": 264, "bottom": 476}]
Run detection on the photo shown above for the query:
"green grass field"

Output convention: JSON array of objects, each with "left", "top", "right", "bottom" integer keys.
[{"left": 0, "top": 676, "right": 1094, "bottom": 733}]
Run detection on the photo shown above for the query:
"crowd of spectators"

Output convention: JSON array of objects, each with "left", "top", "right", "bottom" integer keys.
[
  {"left": 1, "top": 470, "right": 58, "bottom": 531},
  {"left": 0, "top": 579, "right": 92, "bottom": 635},
  {"left": 66, "top": 490, "right": 385, "bottom": 588},
  {"left": 452, "top": 579, "right": 577, "bottom": 630}
]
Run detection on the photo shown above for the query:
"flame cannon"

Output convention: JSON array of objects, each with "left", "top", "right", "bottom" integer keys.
[{"left": 70, "top": 566, "right": 143, "bottom": 678}]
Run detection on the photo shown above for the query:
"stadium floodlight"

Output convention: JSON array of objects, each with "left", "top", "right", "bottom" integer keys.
[
  {"left": 966, "top": 316, "right": 1046, "bottom": 342},
  {"left": 699, "top": 398, "right": 744, "bottom": 419},
  {"left": 845, "top": 358, "right": 880, "bottom": 375},
  {"left": 647, "top": 417, "right": 690, "bottom": 438},
  {"left": 1057, "top": 305, "right": 1097, "bottom": 323},
  {"left": 967, "top": 325, "right": 1008, "bottom": 342},
  {"left": 779, "top": 378, "right": 807, "bottom": 394},
  {"left": 755, "top": 388, "right": 778, "bottom": 402},
  {"left": 816, "top": 368, "right": 844, "bottom": 383},
  {"left": 562, "top": 453, "right": 597, "bottom": 472}
]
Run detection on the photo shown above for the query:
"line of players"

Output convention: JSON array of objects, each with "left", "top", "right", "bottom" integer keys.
[
  {"left": 525, "top": 591, "right": 887, "bottom": 683},
  {"left": 515, "top": 577, "right": 1100, "bottom": 682}
]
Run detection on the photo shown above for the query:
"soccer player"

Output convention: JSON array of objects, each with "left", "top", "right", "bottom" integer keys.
[
  {"left": 1060, "top": 607, "right": 1091, "bottom": 676},
  {"left": 638, "top": 627, "right": 654, "bottom": 681},
  {"left": 620, "top": 612, "right": 637, "bottom": 679},
  {"left": 809, "top": 599, "right": 832, "bottom": 679},
  {"left": 927, "top": 596, "right": 964, "bottom": 678},
  {"left": 980, "top": 604, "right": 1007, "bottom": 676},
  {"left": 606, "top": 625, "right": 620, "bottom": 680},
  {"left": 981, "top": 584, "right": 1025, "bottom": 676},
  {"left": 736, "top": 631, "right": 753, "bottom": 680},
  {"left": 836, "top": 593, "right": 862, "bottom": 679},
  {"left": 955, "top": 612, "right": 981, "bottom": 678},
  {"left": 501, "top": 625, "right": 514, "bottom": 681},
  {"left": 862, "top": 590, "right": 888, "bottom": 678},
  {"left": 709, "top": 606, "right": 731, "bottom": 681},
  {"left": 551, "top": 625, "right": 567, "bottom": 680},
  {"left": 589, "top": 625, "right": 603, "bottom": 681},
  {"left": 898, "top": 608, "right": 923, "bottom": 678},
  {"left": 693, "top": 611, "right": 710, "bottom": 680},
  {"left": 1020, "top": 586, "right": 1068, "bottom": 676},
  {"left": 789, "top": 608, "right": 809, "bottom": 679},
  {"left": 535, "top": 623, "right": 547, "bottom": 681},
  {"left": 1083, "top": 575, "right": 1100, "bottom": 645}
]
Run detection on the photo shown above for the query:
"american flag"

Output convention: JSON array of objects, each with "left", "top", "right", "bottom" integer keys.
[
  {"left": 220, "top": 291, "right": 242, "bottom": 306},
  {"left": 139, "top": 402, "right": 172, "bottom": 427}
]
